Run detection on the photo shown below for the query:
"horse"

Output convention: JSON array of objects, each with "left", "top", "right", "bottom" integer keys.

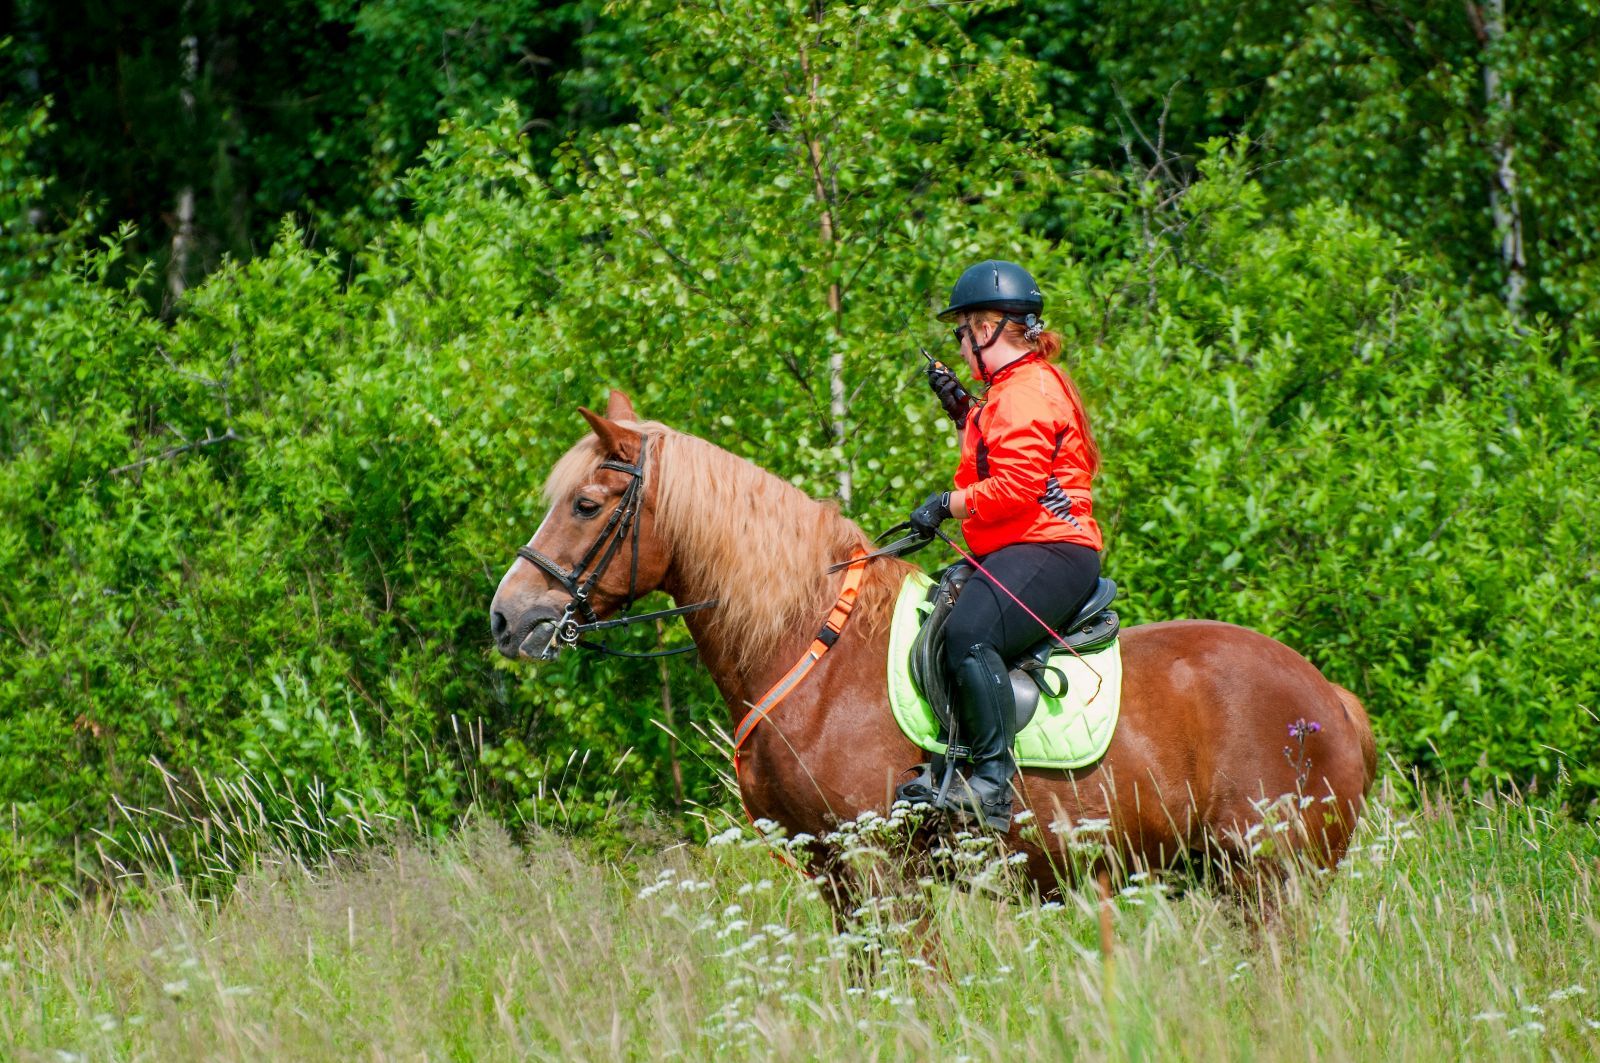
[{"left": 490, "top": 390, "right": 1377, "bottom": 920}]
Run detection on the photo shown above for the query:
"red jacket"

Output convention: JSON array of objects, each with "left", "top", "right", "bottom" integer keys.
[{"left": 954, "top": 355, "right": 1102, "bottom": 557}]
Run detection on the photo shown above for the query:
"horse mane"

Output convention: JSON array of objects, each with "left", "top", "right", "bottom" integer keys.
[{"left": 545, "top": 422, "right": 911, "bottom": 677}]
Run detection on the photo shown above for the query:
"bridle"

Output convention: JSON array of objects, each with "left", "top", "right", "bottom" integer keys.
[{"left": 515, "top": 436, "right": 717, "bottom": 659}]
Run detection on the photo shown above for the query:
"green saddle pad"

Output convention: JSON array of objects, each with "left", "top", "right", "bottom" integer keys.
[{"left": 887, "top": 570, "right": 1122, "bottom": 770}]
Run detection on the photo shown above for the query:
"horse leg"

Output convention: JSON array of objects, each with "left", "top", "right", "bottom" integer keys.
[{"left": 813, "top": 849, "right": 862, "bottom": 934}]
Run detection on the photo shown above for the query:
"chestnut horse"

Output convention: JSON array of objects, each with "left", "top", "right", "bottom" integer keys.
[{"left": 491, "top": 391, "right": 1376, "bottom": 910}]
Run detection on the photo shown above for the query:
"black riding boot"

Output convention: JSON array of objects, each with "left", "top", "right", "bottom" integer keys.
[{"left": 936, "top": 643, "right": 1018, "bottom": 831}]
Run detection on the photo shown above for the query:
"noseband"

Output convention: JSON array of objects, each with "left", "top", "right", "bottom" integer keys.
[{"left": 516, "top": 437, "right": 717, "bottom": 658}]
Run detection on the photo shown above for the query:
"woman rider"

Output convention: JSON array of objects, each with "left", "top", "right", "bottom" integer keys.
[{"left": 897, "top": 260, "right": 1103, "bottom": 831}]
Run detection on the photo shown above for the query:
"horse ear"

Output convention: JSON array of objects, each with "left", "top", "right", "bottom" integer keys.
[
  {"left": 605, "top": 389, "right": 637, "bottom": 423},
  {"left": 578, "top": 406, "right": 642, "bottom": 464}
]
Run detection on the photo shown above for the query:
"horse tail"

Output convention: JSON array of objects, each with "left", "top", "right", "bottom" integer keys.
[{"left": 1332, "top": 683, "right": 1377, "bottom": 792}]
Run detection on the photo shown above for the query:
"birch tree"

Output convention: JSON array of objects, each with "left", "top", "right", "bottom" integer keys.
[{"left": 538, "top": 0, "right": 1077, "bottom": 512}]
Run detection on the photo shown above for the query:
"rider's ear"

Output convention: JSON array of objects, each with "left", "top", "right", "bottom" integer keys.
[
  {"left": 605, "top": 389, "right": 637, "bottom": 423},
  {"left": 578, "top": 406, "right": 643, "bottom": 465}
]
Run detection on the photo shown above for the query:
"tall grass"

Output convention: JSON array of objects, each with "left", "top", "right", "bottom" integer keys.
[{"left": 1, "top": 781, "right": 1596, "bottom": 1060}]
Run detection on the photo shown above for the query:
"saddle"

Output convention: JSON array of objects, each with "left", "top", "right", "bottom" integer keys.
[{"left": 909, "top": 566, "right": 1119, "bottom": 734}]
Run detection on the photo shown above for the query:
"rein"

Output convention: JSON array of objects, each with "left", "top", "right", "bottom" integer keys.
[{"left": 516, "top": 436, "right": 718, "bottom": 660}]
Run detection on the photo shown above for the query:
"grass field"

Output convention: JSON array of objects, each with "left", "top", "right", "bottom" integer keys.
[{"left": 2, "top": 782, "right": 1596, "bottom": 1061}]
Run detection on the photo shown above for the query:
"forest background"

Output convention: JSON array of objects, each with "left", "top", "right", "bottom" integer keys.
[{"left": 1, "top": 0, "right": 1596, "bottom": 888}]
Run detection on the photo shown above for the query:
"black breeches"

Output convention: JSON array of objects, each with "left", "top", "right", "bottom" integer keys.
[{"left": 942, "top": 541, "right": 1101, "bottom": 672}]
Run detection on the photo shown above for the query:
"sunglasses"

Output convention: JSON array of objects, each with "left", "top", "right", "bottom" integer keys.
[{"left": 950, "top": 324, "right": 972, "bottom": 347}]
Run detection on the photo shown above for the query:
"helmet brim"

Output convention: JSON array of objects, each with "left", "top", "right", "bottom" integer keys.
[{"left": 937, "top": 299, "right": 1044, "bottom": 322}]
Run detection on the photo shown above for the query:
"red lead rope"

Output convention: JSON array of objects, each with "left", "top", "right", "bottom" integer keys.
[{"left": 730, "top": 550, "right": 868, "bottom": 867}]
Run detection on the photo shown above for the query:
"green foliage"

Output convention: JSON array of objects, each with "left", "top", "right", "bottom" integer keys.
[
  {"left": 530, "top": 0, "right": 1083, "bottom": 506},
  {"left": 7, "top": 0, "right": 619, "bottom": 280},
  {"left": 987, "top": 0, "right": 1600, "bottom": 325},
  {"left": 1069, "top": 148, "right": 1599, "bottom": 788}
]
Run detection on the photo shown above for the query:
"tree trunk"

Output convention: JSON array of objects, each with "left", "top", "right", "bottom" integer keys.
[
  {"left": 799, "top": 31, "right": 851, "bottom": 508},
  {"left": 655, "top": 618, "right": 684, "bottom": 808},
  {"left": 1470, "top": 0, "right": 1526, "bottom": 319},
  {"left": 167, "top": 10, "right": 201, "bottom": 306}
]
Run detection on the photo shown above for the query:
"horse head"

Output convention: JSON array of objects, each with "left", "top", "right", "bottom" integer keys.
[{"left": 490, "top": 389, "right": 672, "bottom": 660}]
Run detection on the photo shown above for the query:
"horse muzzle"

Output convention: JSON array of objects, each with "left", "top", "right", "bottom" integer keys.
[{"left": 492, "top": 600, "right": 572, "bottom": 662}]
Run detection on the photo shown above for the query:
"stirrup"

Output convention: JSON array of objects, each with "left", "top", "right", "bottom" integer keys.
[{"left": 894, "top": 764, "right": 938, "bottom": 806}]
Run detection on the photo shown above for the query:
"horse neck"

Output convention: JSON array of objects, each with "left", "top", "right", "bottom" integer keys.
[{"left": 650, "top": 436, "right": 854, "bottom": 720}]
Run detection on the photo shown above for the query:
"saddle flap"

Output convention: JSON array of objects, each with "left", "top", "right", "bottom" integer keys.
[{"left": 908, "top": 564, "right": 973, "bottom": 730}]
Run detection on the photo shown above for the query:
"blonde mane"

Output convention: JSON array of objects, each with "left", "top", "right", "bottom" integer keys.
[{"left": 545, "top": 422, "right": 910, "bottom": 676}]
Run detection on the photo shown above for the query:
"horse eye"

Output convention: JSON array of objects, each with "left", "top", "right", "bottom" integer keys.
[{"left": 572, "top": 497, "right": 602, "bottom": 518}]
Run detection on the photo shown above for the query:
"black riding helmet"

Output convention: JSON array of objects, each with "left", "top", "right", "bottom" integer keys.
[
  {"left": 938, "top": 260, "right": 1043, "bottom": 321},
  {"left": 938, "top": 260, "right": 1045, "bottom": 384}
]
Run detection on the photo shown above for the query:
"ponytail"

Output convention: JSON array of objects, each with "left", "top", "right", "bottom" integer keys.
[{"left": 1035, "top": 329, "right": 1062, "bottom": 362}]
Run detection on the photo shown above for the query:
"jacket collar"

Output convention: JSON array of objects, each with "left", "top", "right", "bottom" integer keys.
[{"left": 985, "top": 352, "right": 1043, "bottom": 387}]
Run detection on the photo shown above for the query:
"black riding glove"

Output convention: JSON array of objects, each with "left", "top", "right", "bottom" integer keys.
[
  {"left": 926, "top": 361, "right": 972, "bottom": 427},
  {"left": 909, "top": 491, "right": 952, "bottom": 539}
]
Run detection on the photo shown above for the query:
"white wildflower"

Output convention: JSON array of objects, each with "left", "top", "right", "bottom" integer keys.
[{"left": 1547, "top": 985, "right": 1587, "bottom": 1002}]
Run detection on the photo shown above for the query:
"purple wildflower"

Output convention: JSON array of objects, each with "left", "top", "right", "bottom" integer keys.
[{"left": 1288, "top": 719, "right": 1321, "bottom": 740}]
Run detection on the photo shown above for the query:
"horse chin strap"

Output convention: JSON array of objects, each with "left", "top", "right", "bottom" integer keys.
[{"left": 516, "top": 436, "right": 718, "bottom": 659}]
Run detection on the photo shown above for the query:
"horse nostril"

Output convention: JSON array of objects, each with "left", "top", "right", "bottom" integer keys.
[{"left": 492, "top": 609, "right": 509, "bottom": 640}]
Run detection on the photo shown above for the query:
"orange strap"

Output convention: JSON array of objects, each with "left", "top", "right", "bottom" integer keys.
[
  {"left": 730, "top": 550, "right": 868, "bottom": 875},
  {"left": 731, "top": 551, "right": 868, "bottom": 753}
]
